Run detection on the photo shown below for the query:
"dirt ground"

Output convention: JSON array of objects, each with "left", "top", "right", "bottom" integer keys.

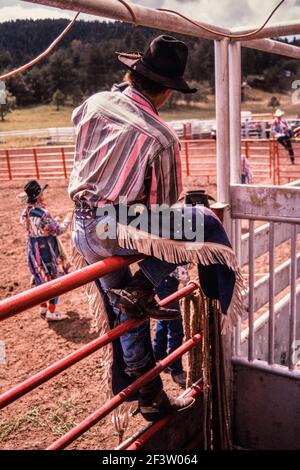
[
  {"left": 1, "top": 179, "right": 298, "bottom": 450},
  {"left": 0, "top": 180, "right": 197, "bottom": 450}
]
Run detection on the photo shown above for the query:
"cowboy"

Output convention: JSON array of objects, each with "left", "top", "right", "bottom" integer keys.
[
  {"left": 69, "top": 35, "right": 242, "bottom": 422},
  {"left": 272, "top": 109, "right": 295, "bottom": 164}
]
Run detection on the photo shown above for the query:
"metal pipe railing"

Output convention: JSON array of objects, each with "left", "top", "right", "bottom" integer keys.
[
  {"left": 268, "top": 222, "right": 275, "bottom": 365},
  {"left": 232, "top": 20, "right": 300, "bottom": 41},
  {"left": 124, "top": 382, "right": 203, "bottom": 451},
  {"left": 289, "top": 224, "right": 297, "bottom": 370},
  {"left": 242, "top": 38, "right": 300, "bottom": 60},
  {"left": 0, "top": 282, "right": 197, "bottom": 410},
  {"left": 248, "top": 220, "right": 255, "bottom": 362},
  {"left": 25, "top": 1, "right": 300, "bottom": 47},
  {"left": 0, "top": 255, "right": 142, "bottom": 321},
  {"left": 47, "top": 333, "right": 202, "bottom": 450},
  {"left": 24, "top": 0, "right": 228, "bottom": 40}
]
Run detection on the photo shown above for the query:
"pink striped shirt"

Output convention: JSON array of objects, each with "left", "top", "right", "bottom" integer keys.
[{"left": 68, "top": 85, "right": 182, "bottom": 208}]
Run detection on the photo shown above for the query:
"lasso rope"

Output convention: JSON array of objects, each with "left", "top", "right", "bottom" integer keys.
[
  {"left": 0, "top": 12, "right": 80, "bottom": 81},
  {"left": 158, "top": 0, "right": 287, "bottom": 40},
  {"left": 117, "top": 0, "right": 287, "bottom": 39},
  {"left": 182, "top": 276, "right": 232, "bottom": 450},
  {"left": 182, "top": 281, "right": 204, "bottom": 387}
]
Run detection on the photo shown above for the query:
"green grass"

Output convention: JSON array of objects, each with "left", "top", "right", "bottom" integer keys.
[
  {"left": 0, "top": 401, "right": 77, "bottom": 443},
  {"left": 0, "top": 104, "right": 73, "bottom": 132},
  {"left": 0, "top": 89, "right": 299, "bottom": 135},
  {"left": 0, "top": 408, "right": 40, "bottom": 442}
]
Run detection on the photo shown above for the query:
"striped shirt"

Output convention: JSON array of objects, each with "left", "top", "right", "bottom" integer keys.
[
  {"left": 21, "top": 203, "right": 69, "bottom": 238},
  {"left": 272, "top": 117, "right": 291, "bottom": 136},
  {"left": 68, "top": 85, "right": 182, "bottom": 208}
]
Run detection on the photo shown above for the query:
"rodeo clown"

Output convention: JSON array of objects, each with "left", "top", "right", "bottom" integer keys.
[{"left": 20, "top": 180, "right": 72, "bottom": 321}]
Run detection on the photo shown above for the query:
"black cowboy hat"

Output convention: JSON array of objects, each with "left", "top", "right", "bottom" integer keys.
[
  {"left": 24, "top": 180, "right": 48, "bottom": 203},
  {"left": 117, "top": 35, "right": 197, "bottom": 94}
]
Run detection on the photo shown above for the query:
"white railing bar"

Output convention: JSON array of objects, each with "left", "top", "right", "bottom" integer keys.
[
  {"left": 214, "top": 38, "right": 231, "bottom": 236},
  {"left": 268, "top": 222, "right": 275, "bottom": 365},
  {"left": 243, "top": 252, "right": 300, "bottom": 314},
  {"left": 232, "top": 19, "right": 300, "bottom": 41},
  {"left": 285, "top": 179, "right": 300, "bottom": 188},
  {"left": 233, "top": 220, "right": 241, "bottom": 356},
  {"left": 248, "top": 220, "right": 255, "bottom": 362},
  {"left": 235, "top": 220, "right": 242, "bottom": 357},
  {"left": 232, "top": 357, "right": 300, "bottom": 380},
  {"left": 241, "top": 222, "right": 300, "bottom": 268},
  {"left": 289, "top": 224, "right": 297, "bottom": 370},
  {"left": 242, "top": 39, "right": 300, "bottom": 60},
  {"left": 241, "top": 285, "right": 300, "bottom": 343},
  {"left": 24, "top": 0, "right": 228, "bottom": 40},
  {"left": 25, "top": 1, "right": 300, "bottom": 44},
  {"left": 232, "top": 214, "right": 300, "bottom": 225}
]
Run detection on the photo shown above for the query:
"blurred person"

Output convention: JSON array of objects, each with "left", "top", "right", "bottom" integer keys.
[
  {"left": 241, "top": 156, "right": 254, "bottom": 184},
  {"left": 153, "top": 266, "right": 190, "bottom": 389},
  {"left": 272, "top": 109, "right": 295, "bottom": 164},
  {"left": 20, "top": 180, "right": 72, "bottom": 321}
]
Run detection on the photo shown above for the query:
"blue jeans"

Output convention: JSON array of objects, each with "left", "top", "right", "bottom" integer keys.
[
  {"left": 153, "top": 276, "right": 184, "bottom": 375},
  {"left": 72, "top": 214, "right": 177, "bottom": 376}
]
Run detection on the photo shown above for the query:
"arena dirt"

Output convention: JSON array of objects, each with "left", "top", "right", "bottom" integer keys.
[{"left": 0, "top": 180, "right": 188, "bottom": 450}]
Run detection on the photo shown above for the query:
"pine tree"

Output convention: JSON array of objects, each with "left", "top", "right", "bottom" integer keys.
[{"left": 52, "top": 89, "right": 65, "bottom": 111}]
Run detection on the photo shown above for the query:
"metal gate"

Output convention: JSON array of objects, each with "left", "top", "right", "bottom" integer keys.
[{"left": 231, "top": 182, "right": 300, "bottom": 450}]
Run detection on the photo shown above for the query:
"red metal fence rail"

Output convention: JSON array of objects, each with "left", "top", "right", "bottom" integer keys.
[
  {"left": 122, "top": 381, "right": 203, "bottom": 451},
  {"left": 1, "top": 140, "right": 300, "bottom": 185},
  {"left": 0, "top": 279, "right": 197, "bottom": 410},
  {"left": 0, "top": 255, "right": 141, "bottom": 321},
  {"left": 47, "top": 333, "right": 202, "bottom": 450},
  {"left": 0, "top": 254, "right": 200, "bottom": 450}
]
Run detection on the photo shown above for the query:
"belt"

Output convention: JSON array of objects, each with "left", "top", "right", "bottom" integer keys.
[
  {"left": 74, "top": 201, "right": 145, "bottom": 219},
  {"left": 74, "top": 203, "right": 98, "bottom": 219}
]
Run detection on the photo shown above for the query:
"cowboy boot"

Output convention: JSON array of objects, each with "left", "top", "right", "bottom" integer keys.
[
  {"left": 107, "top": 270, "right": 181, "bottom": 320},
  {"left": 132, "top": 365, "right": 195, "bottom": 422},
  {"left": 139, "top": 380, "right": 195, "bottom": 422}
]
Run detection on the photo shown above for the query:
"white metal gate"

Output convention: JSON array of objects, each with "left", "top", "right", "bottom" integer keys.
[{"left": 231, "top": 183, "right": 300, "bottom": 449}]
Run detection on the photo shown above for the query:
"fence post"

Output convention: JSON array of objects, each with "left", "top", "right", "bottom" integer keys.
[
  {"left": 5, "top": 149, "right": 12, "bottom": 180},
  {"left": 185, "top": 141, "right": 190, "bottom": 176},
  {"left": 183, "top": 124, "right": 190, "bottom": 176},
  {"left": 33, "top": 148, "right": 40, "bottom": 179},
  {"left": 275, "top": 141, "right": 280, "bottom": 185},
  {"left": 245, "top": 140, "right": 249, "bottom": 160},
  {"left": 61, "top": 147, "right": 67, "bottom": 179},
  {"left": 215, "top": 38, "right": 231, "bottom": 237},
  {"left": 269, "top": 140, "right": 273, "bottom": 182}
]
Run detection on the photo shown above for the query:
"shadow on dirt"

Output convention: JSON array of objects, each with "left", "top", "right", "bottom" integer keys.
[{"left": 47, "top": 309, "right": 99, "bottom": 343}]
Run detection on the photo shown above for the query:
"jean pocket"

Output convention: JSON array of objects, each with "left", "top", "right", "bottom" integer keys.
[
  {"left": 85, "top": 216, "right": 119, "bottom": 256},
  {"left": 84, "top": 218, "right": 98, "bottom": 231}
]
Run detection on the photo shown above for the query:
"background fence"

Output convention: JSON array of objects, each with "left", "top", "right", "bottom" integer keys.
[{"left": 1, "top": 139, "right": 300, "bottom": 184}]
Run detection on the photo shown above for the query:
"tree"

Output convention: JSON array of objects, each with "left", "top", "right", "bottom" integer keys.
[
  {"left": 52, "top": 89, "right": 65, "bottom": 111},
  {"left": 71, "top": 85, "right": 84, "bottom": 107},
  {"left": 268, "top": 96, "right": 280, "bottom": 112},
  {"left": 6, "top": 75, "right": 34, "bottom": 106}
]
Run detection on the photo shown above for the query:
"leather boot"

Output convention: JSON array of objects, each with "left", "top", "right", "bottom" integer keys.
[
  {"left": 133, "top": 366, "right": 194, "bottom": 422},
  {"left": 139, "top": 387, "right": 195, "bottom": 422},
  {"left": 107, "top": 270, "right": 181, "bottom": 320}
]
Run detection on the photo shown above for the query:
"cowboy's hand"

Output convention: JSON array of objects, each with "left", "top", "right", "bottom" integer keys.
[{"left": 64, "top": 211, "right": 73, "bottom": 224}]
